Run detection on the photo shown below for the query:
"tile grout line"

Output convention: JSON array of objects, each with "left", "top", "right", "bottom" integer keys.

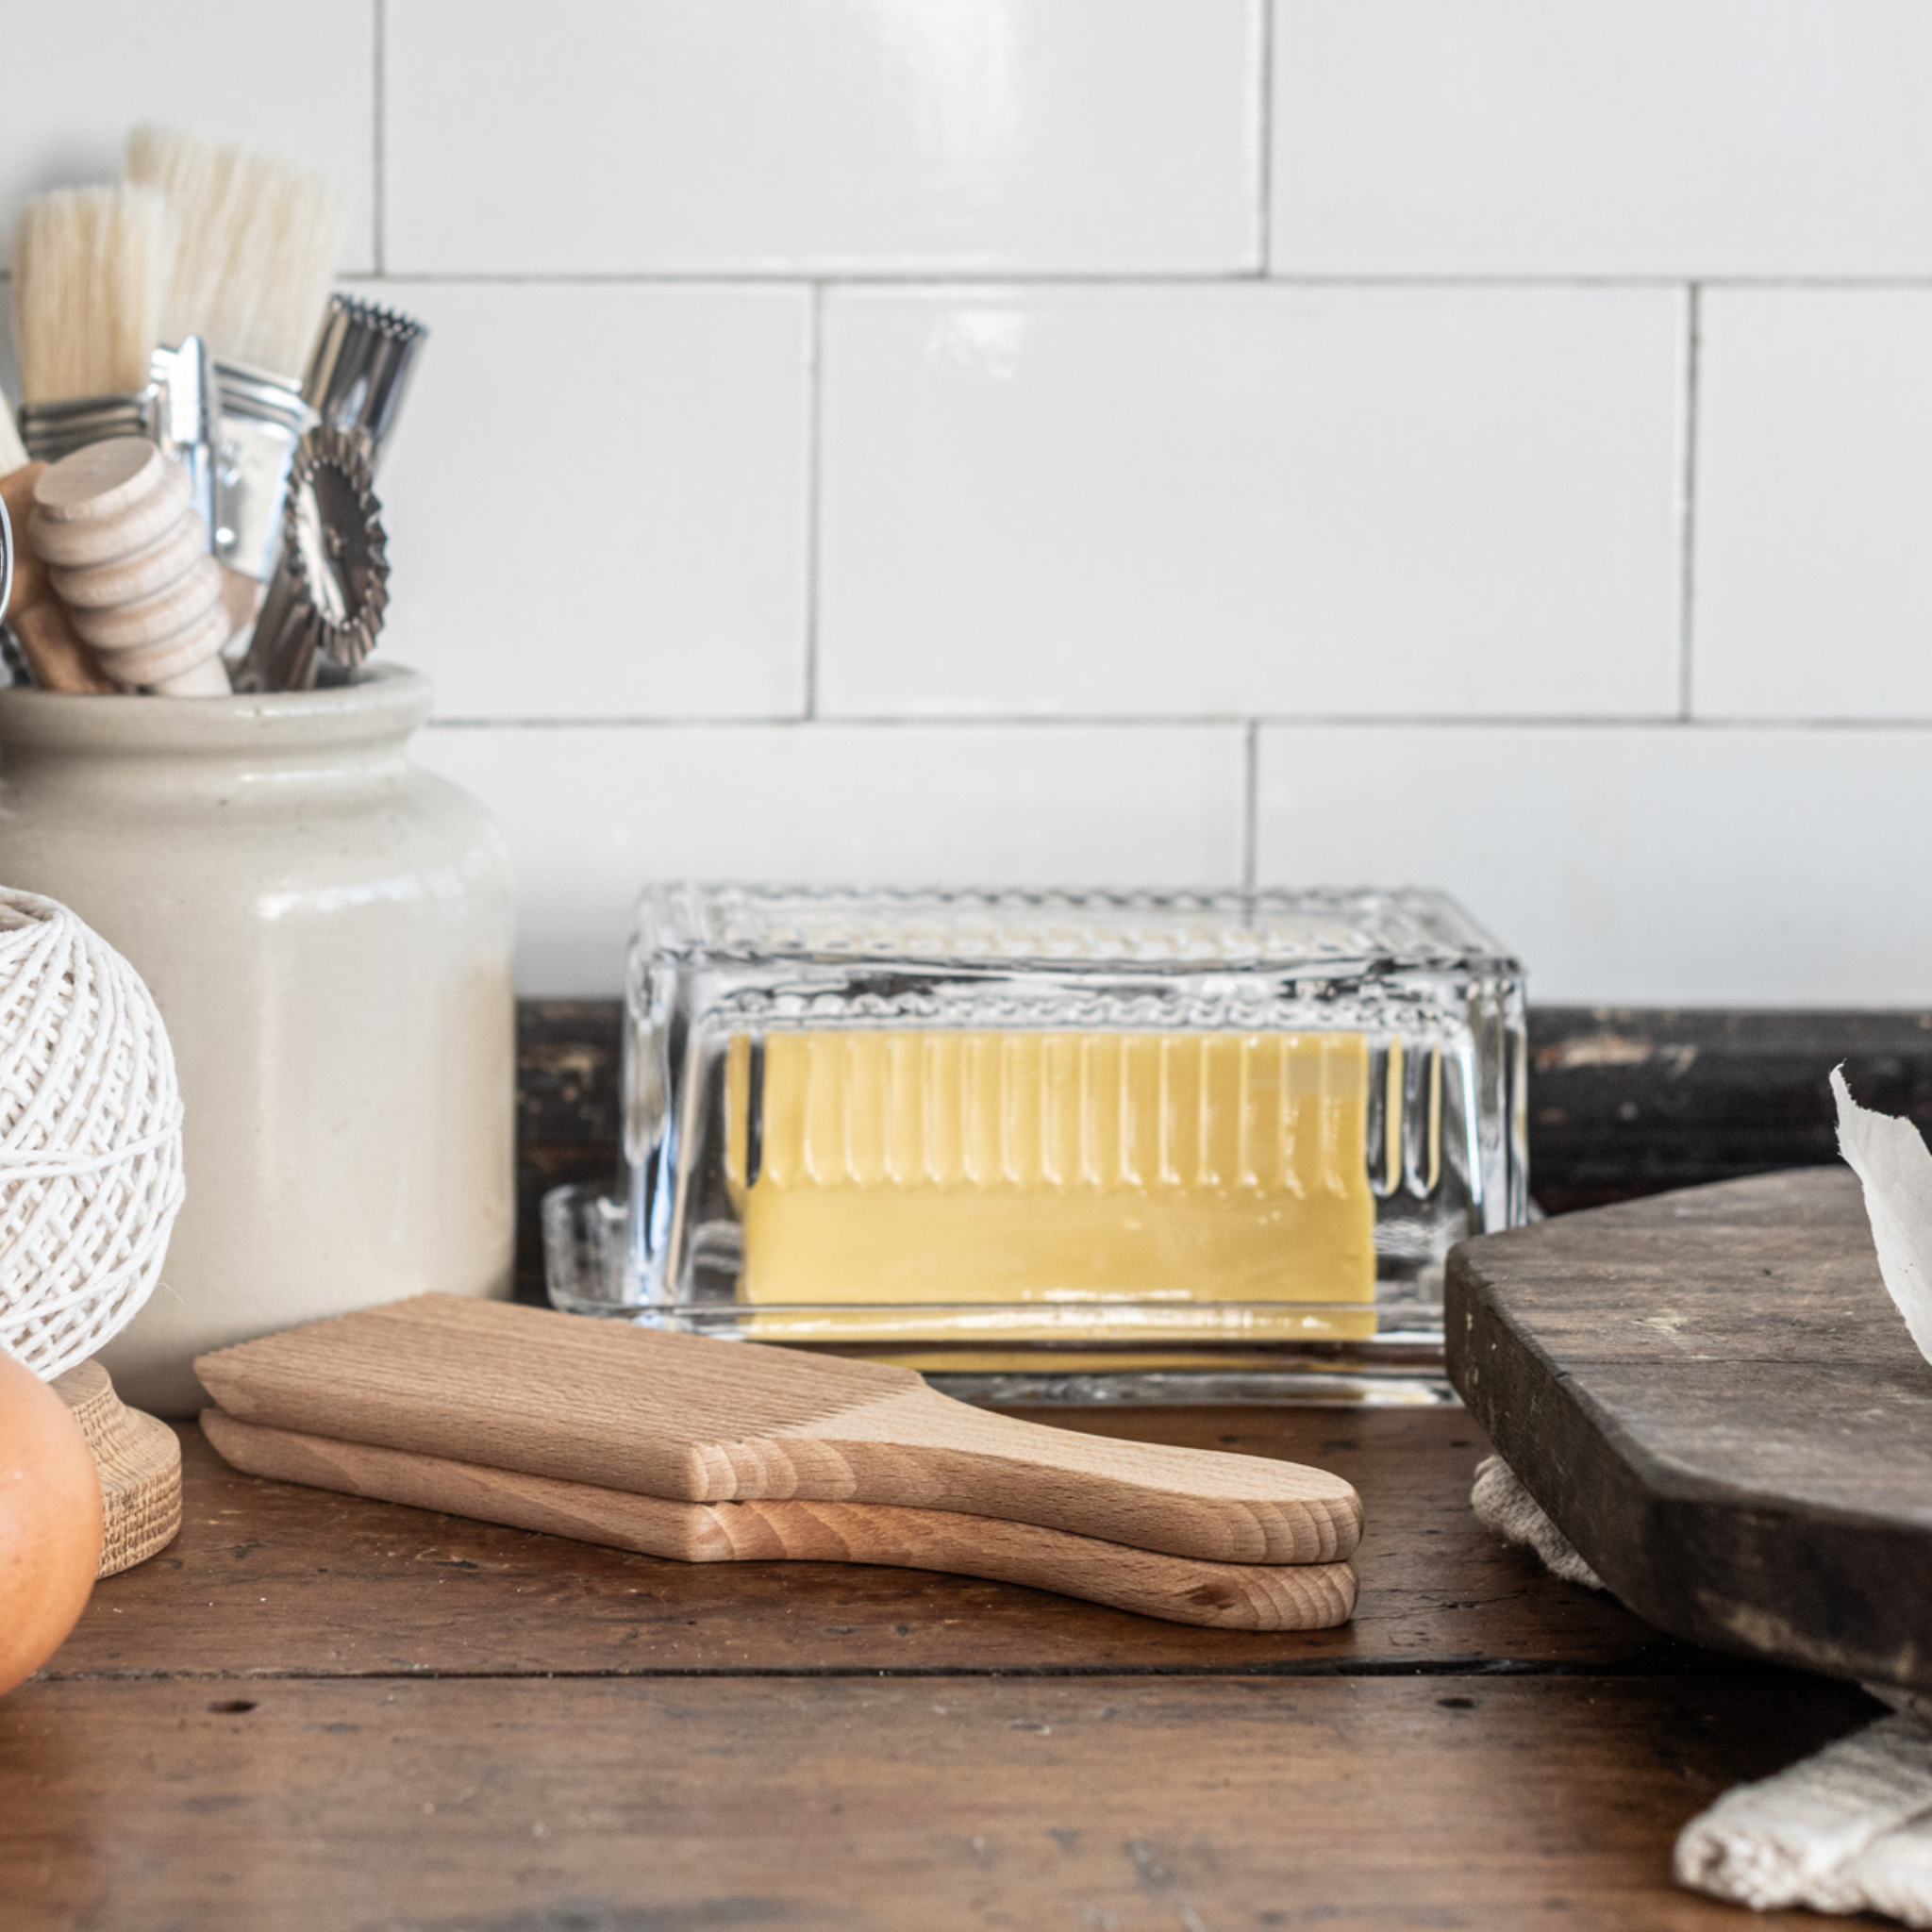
[
  {"left": 1677, "top": 283, "right": 1702, "bottom": 722},
  {"left": 323, "top": 270, "right": 1932, "bottom": 291},
  {"left": 1253, "top": 0, "right": 1274, "bottom": 275},
  {"left": 1241, "top": 721, "right": 1259, "bottom": 891},
  {"left": 803, "top": 284, "right": 825, "bottom": 720},
  {"left": 421, "top": 713, "right": 1932, "bottom": 733},
  {"left": 371, "top": 0, "right": 386, "bottom": 275},
  {"left": 8, "top": 265, "right": 1932, "bottom": 292}
]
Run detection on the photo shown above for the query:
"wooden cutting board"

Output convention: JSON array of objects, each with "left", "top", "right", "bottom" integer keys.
[{"left": 1447, "top": 1166, "right": 1932, "bottom": 1693}]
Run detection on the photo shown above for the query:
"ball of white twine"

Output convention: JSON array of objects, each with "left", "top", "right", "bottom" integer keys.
[{"left": 0, "top": 889, "right": 184, "bottom": 1380}]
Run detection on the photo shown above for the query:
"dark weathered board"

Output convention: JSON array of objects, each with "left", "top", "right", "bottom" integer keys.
[
  {"left": 1524, "top": 1008, "right": 1932, "bottom": 1211},
  {"left": 1448, "top": 1166, "right": 1932, "bottom": 1690},
  {"left": 0, "top": 1674, "right": 1874, "bottom": 1932}
]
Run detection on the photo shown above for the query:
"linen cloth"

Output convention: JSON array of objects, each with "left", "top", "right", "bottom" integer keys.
[{"left": 1473, "top": 1454, "right": 1932, "bottom": 1923}]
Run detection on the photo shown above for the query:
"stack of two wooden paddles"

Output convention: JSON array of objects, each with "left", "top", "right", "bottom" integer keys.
[{"left": 194, "top": 1295, "right": 1361, "bottom": 1630}]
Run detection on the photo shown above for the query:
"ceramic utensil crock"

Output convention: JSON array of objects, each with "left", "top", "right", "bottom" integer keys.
[{"left": 0, "top": 664, "right": 514, "bottom": 1414}]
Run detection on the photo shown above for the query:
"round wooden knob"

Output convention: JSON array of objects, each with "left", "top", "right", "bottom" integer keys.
[
  {"left": 32, "top": 437, "right": 169, "bottom": 523},
  {"left": 29, "top": 459, "right": 191, "bottom": 566}
]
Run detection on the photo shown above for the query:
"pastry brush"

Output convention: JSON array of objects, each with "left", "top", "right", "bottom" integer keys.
[
  {"left": 12, "top": 184, "right": 174, "bottom": 459},
  {"left": 12, "top": 185, "right": 220, "bottom": 557},
  {"left": 125, "top": 125, "right": 345, "bottom": 586},
  {"left": 0, "top": 393, "right": 25, "bottom": 475}
]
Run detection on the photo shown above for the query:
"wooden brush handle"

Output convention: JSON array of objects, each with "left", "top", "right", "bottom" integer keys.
[
  {"left": 7, "top": 601, "right": 118, "bottom": 693},
  {"left": 200, "top": 1409, "right": 1356, "bottom": 1632},
  {"left": 0, "top": 463, "right": 116, "bottom": 692}
]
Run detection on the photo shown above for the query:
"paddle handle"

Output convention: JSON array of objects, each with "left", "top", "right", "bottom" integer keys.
[
  {"left": 708, "top": 1388, "right": 1365, "bottom": 1566},
  {"left": 200, "top": 1410, "right": 1356, "bottom": 1633}
]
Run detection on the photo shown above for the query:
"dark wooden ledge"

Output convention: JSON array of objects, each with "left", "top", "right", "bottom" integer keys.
[{"left": 513, "top": 1000, "right": 1932, "bottom": 1287}]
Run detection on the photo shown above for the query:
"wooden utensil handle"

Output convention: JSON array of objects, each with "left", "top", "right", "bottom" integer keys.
[
  {"left": 200, "top": 1410, "right": 1357, "bottom": 1633},
  {"left": 733, "top": 1388, "right": 1364, "bottom": 1566},
  {"left": 8, "top": 599, "right": 118, "bottom": 693},
  {"left": 2, "top": 462, "right": 118, "bottom": 692}
]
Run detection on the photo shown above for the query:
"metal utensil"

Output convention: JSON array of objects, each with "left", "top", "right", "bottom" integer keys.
[
  {"left": 19, "top": 335, "right": 221, "bottom": 559},
  {"left": 303, "top": 294, "right": 425, "bottom": 473},
  {"left": 150, "top": 336, "right": 218, "bottom": 545},
  {"left": 232, "top": 426, "right": 388, "bottom": 693},
  {"left": 0, "top": 496, "right": 29, "bottom": 688}
]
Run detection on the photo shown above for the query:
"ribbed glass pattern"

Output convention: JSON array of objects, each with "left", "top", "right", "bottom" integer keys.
[{"left": 729, "top": 1031, "right": 1367, "bottom": 1199}]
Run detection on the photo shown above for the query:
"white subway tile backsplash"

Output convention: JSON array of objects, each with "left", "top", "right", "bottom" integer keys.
[
  {"left": 415, "top": 722, "right": 1245, "bottom": 992},
  {"left": 1273, "top": 0, "right": 1932, "bottom": 277},
  {"left": 385, "top": 0, "right": 1257, "bottom": 275},
  {"left": 8, "top": 1, "right": 1924, "bottom": 1009},
  {"left": 1258, "top": 724, "right": 1932, "bottom": 1006},
  {"left": 1692, "top": 290, "right": 1932, "bottom": 721},
  {"left": 0, "top": 0, "right": 375, "bottom": 270},
  {"left": 818, "top": 286, "right": 1684, "bottom": 721},
  {"left": 375, "top": 282, "right": 810, "bottom": 721}
]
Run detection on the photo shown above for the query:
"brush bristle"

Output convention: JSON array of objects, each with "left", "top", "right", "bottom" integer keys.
[
  {"left": 0, "top": 394, "right": 26, "bottom": 475},
  {"left": 126, "top": 124, "right": 347, "bottom": 379},
  {"left": 12, "top": 184, "right": 174, "bottom": 404}
]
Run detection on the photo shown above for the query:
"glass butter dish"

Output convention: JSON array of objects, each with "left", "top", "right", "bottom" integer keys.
[{"left": 544, "top": 884, "right": 1527, "bottom": 1404}]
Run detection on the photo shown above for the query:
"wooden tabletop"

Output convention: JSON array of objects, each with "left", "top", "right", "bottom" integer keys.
[{"left": 0, "top": 1406, "right": 1880, "bottom": 1931}]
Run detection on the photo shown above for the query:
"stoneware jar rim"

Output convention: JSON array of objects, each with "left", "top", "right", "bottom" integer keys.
[{"left": 0, "top": 662, "right": 433, "bottom": 756}]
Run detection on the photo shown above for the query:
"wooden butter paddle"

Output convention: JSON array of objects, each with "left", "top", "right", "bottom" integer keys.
[
  {"left": 199, "top": 1409, "right": 1357, "bottom": 1630},
  {"left": 193, "top": 1296, "right": 1361, "bottom": 1566}
]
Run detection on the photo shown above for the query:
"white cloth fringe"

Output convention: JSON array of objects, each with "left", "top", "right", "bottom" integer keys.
[
  {"left": 1675, "top": 1709, "right": 1932, "bottom": 1923},
  {"left": 1472, "top": 1452, "right": 1932, "bottom": 1924},
  {"left": 0, "top": 889, "right": 184, "bottom": 1379},
  {"left": 1469, "top": 1454, "right": 1606, "bottom": 1591}
]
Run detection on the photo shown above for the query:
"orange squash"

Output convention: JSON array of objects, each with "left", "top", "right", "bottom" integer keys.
[{"left": 0, "top": 1351, "right": 102, "bottom": 1695}]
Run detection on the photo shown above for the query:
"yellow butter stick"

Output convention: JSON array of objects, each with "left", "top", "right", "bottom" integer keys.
[{"left": 725, "top": 1031, "right": 1377, "bottom": 1345}]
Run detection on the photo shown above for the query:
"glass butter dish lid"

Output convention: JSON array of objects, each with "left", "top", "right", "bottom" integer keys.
[{"left": 543, "top": 884, "right": 1527, "bottom": 1405}]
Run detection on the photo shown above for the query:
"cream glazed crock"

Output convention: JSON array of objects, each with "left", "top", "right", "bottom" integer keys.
[{"left": 0, "top": 665, "right": 515, "bottom": 1414}]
